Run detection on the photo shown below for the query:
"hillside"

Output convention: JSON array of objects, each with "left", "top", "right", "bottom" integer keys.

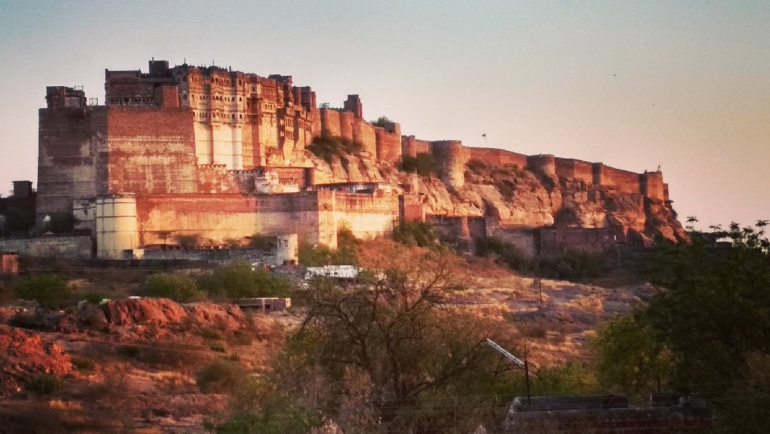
[{"left": 308, "top": 145, "right": 686, "bottom": 246}]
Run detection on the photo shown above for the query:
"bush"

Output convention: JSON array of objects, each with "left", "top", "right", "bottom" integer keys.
[
  {"left": 116, "top": 345, "right": 141, "bottom": 358},
  {"left": 392, "top": 221, "right": 436, "bottom": 247},
  {"left": 84, "top": 292, "right": 105, "bottom": 304},
  {"left": 15, "top": 274, "right": 71, "bottom": 309},
  {"left": 306, "top": 133, "right": 363, "bottom": 164},
  {"left": 71, "top": 355, "right": 96, "bottom": 372},
  {"left": 400, "top": 153, "right": 440, "bottom": 177},
  {"left": 475, "top": 237, "right": 533, "bottom": 274},
  {"left": 196, "top": 360, "right": 248, "bottom": 394},
  {"left": 25, "top": 374, "right": 63, "bottom": 395},
  {"left": 371, "top": 115, "right": 394, "bottom": 128},
  {"left": 298, "top": 228, "right": 359, "bottom": 266},
  {"left": 198, "top": 262, "right": 295, "bottom": 300},
  {"left": 248, "top": 234, "right": 277, "bottom": 251},
  {"left": 143, "top": 273, "right": 200, "bottom": 302}
]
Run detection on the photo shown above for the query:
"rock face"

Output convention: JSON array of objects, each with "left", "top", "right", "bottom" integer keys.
[
  {"left": 0, "top": 325, "right": 71, "bottom": 397},
  {"left": 101, "top": 299, "right": 245, "bottom": 331},
  {"left": 310, "top": 150, "right": 686, "bottom": 244}
]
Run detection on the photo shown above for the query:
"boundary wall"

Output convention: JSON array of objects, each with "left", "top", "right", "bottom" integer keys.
[{"left": 0, "top": 236, "right": 93, "bottom": 258}]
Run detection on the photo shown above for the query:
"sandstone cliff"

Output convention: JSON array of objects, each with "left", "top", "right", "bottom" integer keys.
[{"left": 308, "top": 150, "right": 686, "bottom": 244}]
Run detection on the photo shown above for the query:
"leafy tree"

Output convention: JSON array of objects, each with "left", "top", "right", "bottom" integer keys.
[
  {"left": 15, "top": 274, "right": 71, "bottom": 309},
  {"left": 221, "top": 250, "right": 523, "bottom": 433},
  {"left": 3, "top": 207, "right": 34, "bottom": 235},
  {"left": 143, "top": 273, "right": 200, "bottom": 302},
  {"left": 595, "top": 221, "right": 770, "bottom": 432},
  {"left": 593, "top": 314, "right": 671, "bottom": 400},
  {"left": 197, "top": 262, "right": 294, "bottom": 300},
  {"left": 371, "top": 115, "right": 394, "bottom": 128},
  {"left": 298, "top": 228, "right": 359, "bottom": 266}
]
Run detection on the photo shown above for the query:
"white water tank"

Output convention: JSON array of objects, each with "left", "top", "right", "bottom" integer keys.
[
  {"left": 95, "top": 194, "right": 139, "bottom": 259},
  {"left": 275, "top": 233, "right": 298, "bottom": 264}
]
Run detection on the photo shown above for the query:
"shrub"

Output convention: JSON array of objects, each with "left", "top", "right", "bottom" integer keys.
[
  {"left": 371, "top": 115, "right": 394, "bottom": 128},
  {"left": 400, "top": 153, "right": 440, "bottom": 177},
  {"left": 197, "top": 262, "right": 295, "bottom": 300},
  {"left": 298, "top": 228, "right": 359, "bottom": 266},
  {"left": 71, "top": 355, "right": 96, "bottom": 372},
  {"left": 196, "top": 360, "right": 248, "bottom": 394},
  {"left": 248, "top": 234, "right": 277, "bottom": 251},
  {"left": 15, "top": 274, "right": 71, "bottom": 309},
  {"left": 475, "top": 236, "right": 533, "bottom": 274},
  {"left": 392, "top": 221, "right": 436, "bottom": 248},
  {"left": 84, "top": 292, "right": 105, "bottom": 304},
  {"left": 306, "top": 133, "right": 362, "bottom": 164},
  {"left": 143, "top": 273, "right": 200, "bottom": 302},
  {"left": 200, "top": 328, "right": 225, "bottom": 341},
  {"left": 25, "top": 374, "right": 63, "bottom": 395},
  {"left": 210, "top": 341, "right": 227, "bottom": 353},
  {"left": 116, "top": 345, "right": 141, "bottom": 359}
]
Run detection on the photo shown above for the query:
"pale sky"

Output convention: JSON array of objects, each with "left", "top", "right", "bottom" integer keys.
[{"left": 1, "top": 0, "right": 768, "bottom": 229}]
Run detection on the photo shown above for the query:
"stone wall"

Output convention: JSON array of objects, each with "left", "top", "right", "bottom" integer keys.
[
  {"left": 37, "top": 106, "right": 107, "bottom": 223},
  {"left": 594, "top": 164, "right": 641, "bottom": 195},
  {"left": 0, "top": 236, "right": 93, "bottom": 258},
  {"left": 468, "top": 148, "right": 528, "bottom": 168},
  {"left": 555, "top": 158, "right": 594, "bottom": 185},
  {"left": 142, "top": 247, "right": 278, "bottom": 265},
  {"left": 106, "top": 107, "right": 199, "bottom": 194}
]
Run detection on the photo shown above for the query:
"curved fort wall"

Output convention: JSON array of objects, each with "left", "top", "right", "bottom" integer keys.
[{"left": 431, "top": 140, "right": 468, "bottom": 189}]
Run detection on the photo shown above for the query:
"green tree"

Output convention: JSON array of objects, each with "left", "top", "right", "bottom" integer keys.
[
  {"left": 15, "top": 274, "right": 71, "bottom": 309},
  {"left": 595, "top": 221, "right": 770, "bottom": 432},
  {"left": 371, "top": 115, "right": 394, "bottom": 128},
  {"left": 198, "top": 262, "right": 294, "bottom": 300},
  {"left": 143, "top": 273, "right": 200, "bottom": 302},
  {"left": 3, "top": 207, "right": 34, "bottom": 235}
]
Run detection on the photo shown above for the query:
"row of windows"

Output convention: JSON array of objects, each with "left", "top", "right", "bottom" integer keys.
[
  {"left": 183, "top": 76, "right": 243, "bottom": 87},
  {"left": 186, "top": 94, "right": 244, "bottom": 103}
]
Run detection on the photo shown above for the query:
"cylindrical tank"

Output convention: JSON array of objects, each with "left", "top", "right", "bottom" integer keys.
[
  {"left": 431, "top": 140, "right": 467, "bottom": 189},
  {"left": 95, "top": 194, "right": 139, "bottom": 260},
  {"left": 275, "top": 233, "right": 298, "bottom": 265}
]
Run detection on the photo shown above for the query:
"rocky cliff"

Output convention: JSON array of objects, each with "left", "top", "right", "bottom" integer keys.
[{"left": 308, "top": 148, "right": 686, "bottom": 245}]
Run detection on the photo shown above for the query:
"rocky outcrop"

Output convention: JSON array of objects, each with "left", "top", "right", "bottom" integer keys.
[
  {"left": 102, "top": 298, "right": 189, "bottom": 326},
  {"left": 308, "top": 150, "right": 686, "bottom": 243},
  {"left": 101, "top": 299, "right": 245, "bottom": 331},
  {"left": 0, "top": 325, "right": 71, "bottom": 397}
]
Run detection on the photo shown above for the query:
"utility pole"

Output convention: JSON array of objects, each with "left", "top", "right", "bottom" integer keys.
[{"left": 486, "top": 339, "right": 531, "bottom": 405}]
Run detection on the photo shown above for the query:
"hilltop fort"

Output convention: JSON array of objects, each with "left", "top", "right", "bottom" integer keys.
[{"left": 8, "top": 59, "right": 683, "bottom": 260}]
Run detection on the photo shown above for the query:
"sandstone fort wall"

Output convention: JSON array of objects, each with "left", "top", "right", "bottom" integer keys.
[
  {"left": 106, "top": 107, "right": 199, "bottom": 194},
  {"left": 468, "top": 148, "right": 528, "bottom": 168},
  {"left": 555, "top": 158, "right": 594, "bottom": 185}
]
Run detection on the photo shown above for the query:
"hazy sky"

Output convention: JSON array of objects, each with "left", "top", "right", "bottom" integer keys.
[{"left": 1, "top": 0, "right": 768, "bottom": 229}]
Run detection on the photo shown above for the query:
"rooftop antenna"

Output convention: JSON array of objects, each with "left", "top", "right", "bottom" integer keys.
[{"left": 486, "top": 339, "right": 531, "bottom": 405}]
